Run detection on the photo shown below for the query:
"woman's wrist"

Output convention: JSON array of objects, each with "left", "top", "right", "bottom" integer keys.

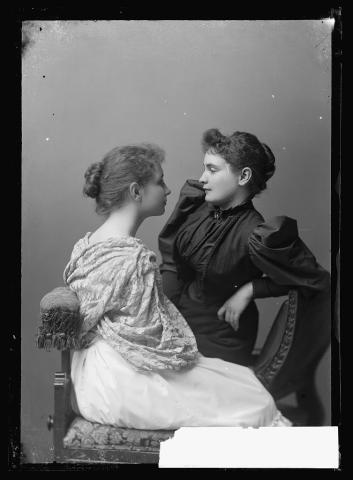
[
  {"left": 244, "top": 281, "right": 254, "bottom": 299},
  {"left": 236, "top": 282, "right": 254, "bottom": 299}
]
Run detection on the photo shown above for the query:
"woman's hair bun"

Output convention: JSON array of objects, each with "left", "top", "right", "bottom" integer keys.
[
  {"left": 202, "top": 128, "right": 228, "bottom": 151},
  {"left": 261, "top": 143, "right": 276, "bottom": 180},
  {"left": 83, "top": 162, "right": 104, "bottom": 199}
]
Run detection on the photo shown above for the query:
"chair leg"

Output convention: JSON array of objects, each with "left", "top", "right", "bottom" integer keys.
[{"left": 295, "top": 376, "right": 325, "bottom": 426}]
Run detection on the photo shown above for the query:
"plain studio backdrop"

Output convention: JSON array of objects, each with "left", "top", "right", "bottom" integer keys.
[{"left": 22, "top": 20, "right": 332, "bottom": 462}]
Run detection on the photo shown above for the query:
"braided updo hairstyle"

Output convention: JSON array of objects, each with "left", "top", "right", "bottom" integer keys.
[
  {"left": 83, "top": 143, "right": 165, "bottom": 215},
  {"left": 201, "top": 128, "right": 276, "bottom": 195}
]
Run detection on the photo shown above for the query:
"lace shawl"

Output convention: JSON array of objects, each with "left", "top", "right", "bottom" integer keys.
[{"left": 63, "top": 234, "right": 199, "bottom": 372}]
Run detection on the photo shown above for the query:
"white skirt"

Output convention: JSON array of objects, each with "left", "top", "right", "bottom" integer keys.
[{"left": 71, "top": 338, "right": 291, "bottom": 429}]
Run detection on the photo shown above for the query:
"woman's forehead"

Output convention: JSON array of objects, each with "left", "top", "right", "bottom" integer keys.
[
  {"left": 203, "top": 152, "right": 226, "bottom": 166},
  {"left": 154, "top": 163, "right": 164, "bottom": 178}
]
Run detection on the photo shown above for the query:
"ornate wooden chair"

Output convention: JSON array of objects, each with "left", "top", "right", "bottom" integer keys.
[
  {"left": 48, "top": 349, "right": 173, "bottom": 463},
  {"left": 38, "top": 285, "right": 331, "bottom": 464}
]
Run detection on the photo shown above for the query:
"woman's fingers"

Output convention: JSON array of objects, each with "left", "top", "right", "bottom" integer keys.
[
  {"left": 218, "top": 307, "right": 239, "bottom": 330},
  {"left": 225, "top": 310, "right": 232, "bottom": 325},
  {"left": 231, "top": 313, "right": 239, "bottom": 331},
  {"left": 223, "top": 308, "right": 240, "bottom": 331},
  {"left": 217, "top": 305, "right": 226, "bottom": 320},
  {"left": 219, "top": 302, "right": 241, "bottom": 331}
]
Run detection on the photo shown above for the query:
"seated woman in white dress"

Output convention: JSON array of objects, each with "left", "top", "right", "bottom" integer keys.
[{"left": 63, "top": 143, "right": 291, "bottom": 430}]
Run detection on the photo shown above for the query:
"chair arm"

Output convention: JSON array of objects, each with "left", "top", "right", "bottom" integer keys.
[
  {"left": 253, "top": 290, "right": 298, "bottom": 390},
  {"left": 53, "top": 361, "right": 76, "bottom": 461},
  {"left": 254, "top": 286, "right": 331, "bottom": 400},
  {"left": 37, "top": 286, "right": 82, "bottom": 350}
]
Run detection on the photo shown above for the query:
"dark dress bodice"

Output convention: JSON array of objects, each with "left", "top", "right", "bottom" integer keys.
[{"left": 158, "top": 180, "right": 330, "bottom": 365}]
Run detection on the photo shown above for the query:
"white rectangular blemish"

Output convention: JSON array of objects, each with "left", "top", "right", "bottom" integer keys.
[{"left": 159, "top": 427, "right": 339, "bottom": 468}]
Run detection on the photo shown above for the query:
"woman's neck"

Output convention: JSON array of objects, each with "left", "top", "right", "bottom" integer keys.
[
  {"left": 96, "top": 204, "right": 144, "bottom": 239},
  {"left": 216, "top": 191, "right": 251, "bottom": 211}
]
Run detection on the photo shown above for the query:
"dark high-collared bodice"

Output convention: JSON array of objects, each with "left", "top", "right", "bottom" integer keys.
[{"left": 158, "top": 180, "right": 330, "bottom": 365}]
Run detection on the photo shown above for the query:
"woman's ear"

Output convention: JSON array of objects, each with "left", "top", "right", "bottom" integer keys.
[
  {"left": 238, "top": 167, "right": 252, "bottom": 186},
  {"left": 129, "top": 182, "right": 143, "bottom": 201}
]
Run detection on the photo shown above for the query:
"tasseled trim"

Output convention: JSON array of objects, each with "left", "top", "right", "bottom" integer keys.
[{"left": 36, "top": 308, "right": 83, "bottom": 351}]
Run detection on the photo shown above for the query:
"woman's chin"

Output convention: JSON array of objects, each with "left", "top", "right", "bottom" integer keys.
[
  {"left": 205, "top": 195, "right": 217, "bottom": 205},
  {"left": 205, "top": 194, "right": 225, "bottom": 207},
  {"left": 145, "top": 206, "right": 165, "bottom": 218},
  {"left": 157, "top": 204, "right": 167, "bottom": 215}
]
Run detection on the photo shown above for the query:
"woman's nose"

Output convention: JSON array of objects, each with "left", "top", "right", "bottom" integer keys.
[
  {"left": 165, "top": 186, "right": 171, "bottom": 195},
  {"left": 199, "top": 172, "right": 206, "bottom": 183}
]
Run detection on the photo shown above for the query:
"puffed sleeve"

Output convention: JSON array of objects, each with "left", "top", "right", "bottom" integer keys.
[
  {"left": 158, "top": 180, "right": 205, "bottom": 302},
  {"left": 248, "top": 216, "right": 331, "bottom": 298}
]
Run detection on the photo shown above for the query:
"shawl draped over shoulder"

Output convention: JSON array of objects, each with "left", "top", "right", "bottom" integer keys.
[{"left": 63, "top": 234, "right": 199, "bottom": 372}]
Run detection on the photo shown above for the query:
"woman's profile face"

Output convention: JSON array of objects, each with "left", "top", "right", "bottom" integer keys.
[
  {"left": 140, "top": 165, "right": 171, "bottom": 217},
  {"left": 199, "top": 152, "right": 241, "bottom": 208}
]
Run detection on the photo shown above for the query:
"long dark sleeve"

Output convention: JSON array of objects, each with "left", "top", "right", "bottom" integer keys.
[
  {"left": 159, "top": 180, "right": 205, "bottom": 303},
  {"left": 252, "top": 277, "right": 290, "bottom": 299}
]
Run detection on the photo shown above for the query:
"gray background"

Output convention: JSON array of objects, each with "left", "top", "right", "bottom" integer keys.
[{"left": 22, "top": 20, "right": 332, "bottom": 462}]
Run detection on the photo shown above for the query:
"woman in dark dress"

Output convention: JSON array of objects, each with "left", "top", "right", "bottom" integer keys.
[{"left": 158, "top": 129, "right": 330, "bottom": 366}]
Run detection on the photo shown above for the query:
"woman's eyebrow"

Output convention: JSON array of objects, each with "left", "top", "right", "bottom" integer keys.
[{"left": 203, "top": 162, "right": 218, "bottom": 168}]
